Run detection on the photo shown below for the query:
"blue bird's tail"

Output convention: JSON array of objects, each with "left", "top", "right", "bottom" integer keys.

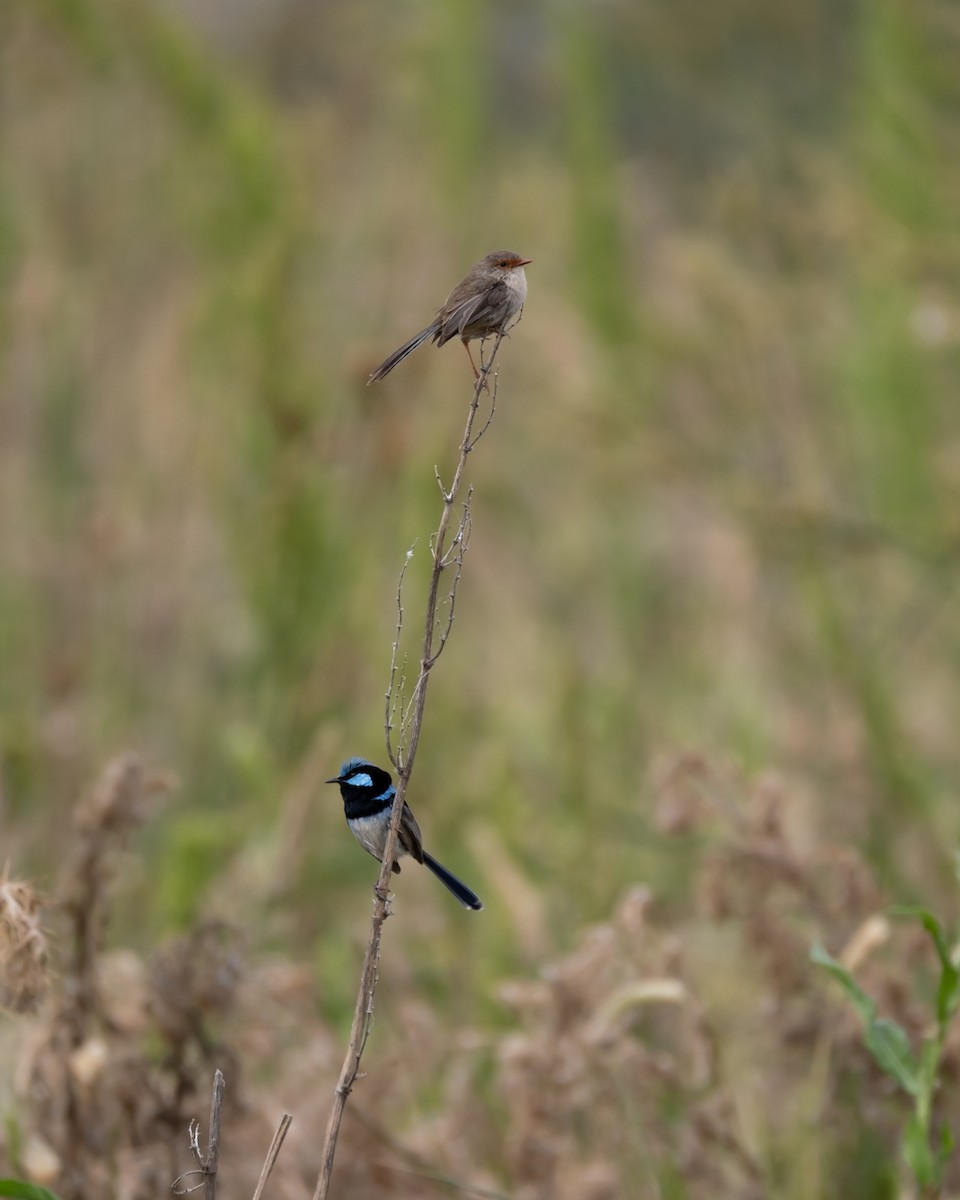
[{"left": 423, "top": 852, "right": 483, "bottom": 911}]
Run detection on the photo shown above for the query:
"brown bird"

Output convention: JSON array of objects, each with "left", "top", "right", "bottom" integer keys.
[{"left": 368, "top": 249, "right": 531, "bottom": 384}]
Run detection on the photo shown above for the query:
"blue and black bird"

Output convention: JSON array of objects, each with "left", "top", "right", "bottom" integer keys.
[{"left": 326, "top": 757, "right": 483, "bottom": 911}]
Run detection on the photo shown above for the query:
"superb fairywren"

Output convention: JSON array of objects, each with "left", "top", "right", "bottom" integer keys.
[
  {"left": 367, "top": 250, "right": 531, "bottom": 384},
  {"left": 326, "top": 758, "right": 483, "bottom": 911}
]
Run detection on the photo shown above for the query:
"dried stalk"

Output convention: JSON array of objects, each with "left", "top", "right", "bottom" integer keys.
[
  {"left": 202, "top": 1069, "right": 225, "bottom": 1200},
  {"left": 311, "top": 334, "right": 506, "bottom": 1200},
  {"left": 251, "top": 1112, "right": 293, "bottom": 1200},
  {"left": 173, "top": 1078, "right": 291, "bottom": 1199},
  {"left": 172, "top": 1068, "right": 225, "bottom": 1197}
]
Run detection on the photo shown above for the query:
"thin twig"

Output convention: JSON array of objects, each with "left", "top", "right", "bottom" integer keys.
[
  {"left": 385, "top": 545, "right": 415, "bottom": 773},
  {"left": 464, "top": 340, "right": 500, "bottom": 450},
  {"left": 431, "top": 497, "right": 472, "bottom": 664},
  {"left": 312, "top": 332, "right": 506, "bottom": 1200},
  {"left": 390, "top": 332, "right": 504, "bottom": 768},
  {"left": 251, "top": 1112, "right": 293, "bottom": 1200},
  {"left": 172, "top": 1069, "right": 225, "bottom": 1197}
]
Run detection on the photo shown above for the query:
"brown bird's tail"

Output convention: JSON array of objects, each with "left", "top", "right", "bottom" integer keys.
[{"left": 367, "top": 321, "right": 440, "bottom": 383}]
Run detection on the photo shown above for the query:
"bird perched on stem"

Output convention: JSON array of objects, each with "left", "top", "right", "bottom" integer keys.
[
  {"left": 326, "top": 758, "right": 483, "bottom": 911},
  {"left": 367, "top": 250, "right": 531, "bottom": 384}
]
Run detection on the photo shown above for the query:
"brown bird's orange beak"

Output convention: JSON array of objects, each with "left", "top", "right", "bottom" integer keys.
[{"left": 517, "top": 257, "right": 532, "bottom": 266}]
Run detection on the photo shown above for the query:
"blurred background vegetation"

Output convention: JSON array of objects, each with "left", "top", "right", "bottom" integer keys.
[{"left": 2, "top": 0, "right": 960, "bottom": 1195}]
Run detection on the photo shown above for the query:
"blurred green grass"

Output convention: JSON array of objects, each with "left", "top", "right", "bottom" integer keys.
[{"left": 2, "top": 0, "right": 960, "bottom": 1191}]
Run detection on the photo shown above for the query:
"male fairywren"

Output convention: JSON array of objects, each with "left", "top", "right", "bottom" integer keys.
[{"left": 326, "top": 758, "right": 483, "bottom": 911}]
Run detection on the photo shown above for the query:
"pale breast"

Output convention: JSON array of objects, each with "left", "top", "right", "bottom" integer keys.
[
  {"left": 506, "top": 266, "right": 528, "bottom": 308},
  {"left": 348, "top": 814, "right": 409, "bottom": 862}
]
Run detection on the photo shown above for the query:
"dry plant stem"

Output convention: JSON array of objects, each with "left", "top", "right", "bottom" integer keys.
[
  {"left": 172, "top": 1074, "right": 225, "bottom": 1195},
  {"left": 174, "top": 1075, "right": 225, "bottom": 1195},
  {"left": 201, "top": 1069, "right": 225, "bottom": 1200},
  {"left": 56, "top": 754, "right": 167, "bottom": 1200},
  {"left": 251, "top": 1113, "right": 293, "bottom": 1200},
  {"left": 172, "top": 1070, "right": 225, "bottom": 1197},
  {"left": 311, "top": 335, "right": 505, "bottom": 1200}
]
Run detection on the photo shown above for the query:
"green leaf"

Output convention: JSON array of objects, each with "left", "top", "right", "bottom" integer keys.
[
  {"left": 811, "top": 943, "right": 920, "bottom": 1094},
  {"left": 811, "top": 943, "right": 875, "bottom": 1022},
  {"left": 891, "top": 906, "right": 960, "bottom": 1027},
  {"left": 866, "top": 1019, "right": 921, "bottom": 1096},
  {"left": 891, "top": 906, "right": 950, "bottom": 969},
  {"left": 0, "top": 1182, "right": 62, "bottom": 1200}
]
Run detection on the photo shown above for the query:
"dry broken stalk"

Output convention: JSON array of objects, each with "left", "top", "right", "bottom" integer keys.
[
  {"left": 251, "top": 1112, "right": 294, "bottom": 1200},
  {"left": 172, "top": 1068, "right": 225, "bottom": 1200},
  {"left": 173, "top": 1071, "right": 293, "bottom": 1199},
  {"left": 311, "top": 332, "right": 507, "bottom": 1200}
]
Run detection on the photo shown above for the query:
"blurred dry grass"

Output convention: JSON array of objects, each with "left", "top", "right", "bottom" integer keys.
[
  {"left": 5, "top": 753, "right": 960, "bottom": 1198},
  {"left": 3, "top": 0, "right": 960, "bottom": 1195}
]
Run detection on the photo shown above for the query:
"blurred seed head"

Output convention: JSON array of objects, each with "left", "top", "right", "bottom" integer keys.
[{"left": 0, "top": 877, "right": 49, "bottom": 1014}]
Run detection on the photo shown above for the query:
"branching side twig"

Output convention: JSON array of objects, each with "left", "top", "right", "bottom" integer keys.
[
  {"left": 172, "top": 1068, "right": 225, "bottom": 1197},
  {"left": 311, "top": 333, "right": 506, "bottom": 1200}
]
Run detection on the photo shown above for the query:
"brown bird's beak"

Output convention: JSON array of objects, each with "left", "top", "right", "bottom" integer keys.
[{"left": 517, "top": 258, "right": 532, "bottom": 266}]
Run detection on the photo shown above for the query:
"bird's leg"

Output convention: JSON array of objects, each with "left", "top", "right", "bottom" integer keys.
[
  {"left": 462, "top": 338, "right": 488, "bottom": 391},
  {"left": 461, "top": 337, "right": 479, "bottom": 379}
]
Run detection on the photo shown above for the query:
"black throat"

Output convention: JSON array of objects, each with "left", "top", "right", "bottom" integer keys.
[{"left": 341, "top": 786, "right": 394, "bottom": 821}]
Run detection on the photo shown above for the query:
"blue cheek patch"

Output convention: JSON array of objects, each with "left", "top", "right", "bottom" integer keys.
[{"left": 347, "top": 772, "right": 373, "bottom": 788}]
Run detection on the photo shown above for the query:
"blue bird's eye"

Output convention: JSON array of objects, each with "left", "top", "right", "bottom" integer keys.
[{"left": 347, "top": 772, "right": 373, "bottom": 788}]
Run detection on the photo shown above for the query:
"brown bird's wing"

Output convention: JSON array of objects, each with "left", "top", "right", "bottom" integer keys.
[
  {"left": 435, "top": 281, "right": 509, "bottom": 345},
  {"left": 398, "top": 803, "right": 426, "bottom": 864}
]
